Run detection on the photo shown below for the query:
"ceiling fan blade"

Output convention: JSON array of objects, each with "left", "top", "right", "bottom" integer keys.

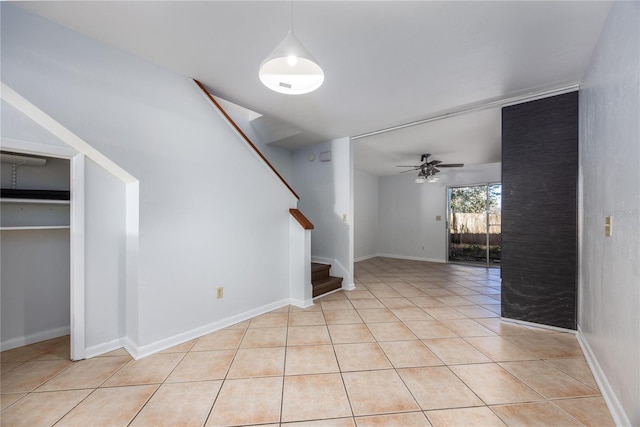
[
  {"left": 400, "top": 168, "right": 420, "bottom": 173},
  {"left": 430, "top": 160, "right": 442, "bottom": 166},
  {"left": 433, "top": 168, "right": 441, "bottom": 174},
  {"left": 396, "top": 165, "right": 420, "bottom": 168},
  {"left": 437, "top": 163, "right": 464, "bottom": 168}
]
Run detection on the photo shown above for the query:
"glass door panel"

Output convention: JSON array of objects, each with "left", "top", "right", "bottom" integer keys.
[
  {"left": 447, "top": 183, "right": 501, "bottom": 267},
  {"left": 487, "top": 184, "right": 502, "bottom": 266}
]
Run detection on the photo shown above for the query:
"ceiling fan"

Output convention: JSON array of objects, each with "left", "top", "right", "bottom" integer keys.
[{"left": 396, "top": 154, "right": 464, "bottom": 183}]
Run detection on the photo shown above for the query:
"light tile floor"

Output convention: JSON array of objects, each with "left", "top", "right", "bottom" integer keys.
[{"left": 1, "top": 257, "right": 615, "bottom": 426}]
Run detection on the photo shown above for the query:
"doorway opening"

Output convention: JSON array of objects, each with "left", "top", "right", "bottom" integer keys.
[
  {"left": 0, "top": 151, "right": 72, "bottom": 357},
  {"left": 447, "top": 183, "right": 502, "bottom": 267}
]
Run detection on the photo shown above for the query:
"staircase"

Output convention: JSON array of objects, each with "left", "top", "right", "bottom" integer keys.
[{"left": 311, "top": 263, "right": 343, "bottom": 298}]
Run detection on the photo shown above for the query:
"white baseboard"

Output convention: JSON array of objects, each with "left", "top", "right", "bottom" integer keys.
[
  {"left": 498, "top": 320, "right": 630, "bottom": 425},
  {"left": 342, "top": 282, "right": 356, "bottom": 291},
  {"left": 311, "top": 281, "right": 356, "bottom": 302},
  {"left": 375, "top": 253, "right": 446, "bottom": 263},
  {"left": 313, "top": 287, "right": 344, "bottom": 300},
  {"left": 84, "top": 297, "right": 319, "bottom": 360},
  {"left": 354, "top": 254, "right": 378, "bottom": 262},
  {"left": 0, "top": 326, "right": 70, "bottom": 352},
  {"left": 576, "top": 327, "right": 631, "bottom": 427},
  {"left": 127, "top": 298, "right": 292, "bottom": 360},
  {"left": 123, "top": 337, "right": 140, "bottom": 360},
  {"left": 500, "top": 317, "right": 577, "bottom": 334},
  {"left": 289, "top": 297, "right": 314, "bottom": 309},
  {"left": 85, "top": 337, "right": 128, "bottom": 359}
]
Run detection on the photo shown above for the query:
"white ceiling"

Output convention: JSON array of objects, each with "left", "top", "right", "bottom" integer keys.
[{"left": 15, "top": 1, "right": 612, "bottom": 176}]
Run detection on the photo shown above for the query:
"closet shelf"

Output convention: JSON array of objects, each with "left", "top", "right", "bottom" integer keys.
[
  {"left": 1, "top": 198, "right": 70, "bottom": 205},
  {"left": 0, "top": 226, "right": 70, "bottom": 231},
  {"left": 0, "top": 189, "right": 70, "bottom": 201}
]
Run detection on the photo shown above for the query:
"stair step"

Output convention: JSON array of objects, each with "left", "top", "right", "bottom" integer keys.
[
  {"left": 311, "top": 262, "right": 331, "bottom": 282},
  {"left": 312, "top": 276, "right": 343, "bottom": 298},
  {"left": 311, "top": 262, "right": 343, "bottom": 298}
]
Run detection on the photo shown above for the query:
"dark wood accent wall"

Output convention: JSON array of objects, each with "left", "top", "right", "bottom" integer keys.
[{"left": 501, "top": 91, "right": 578, "bottom": 330}]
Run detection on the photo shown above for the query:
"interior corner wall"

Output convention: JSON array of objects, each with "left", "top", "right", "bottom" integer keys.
[
  {"left": 2, "top": 4, "right": 297, "bottom": 351},
  {"left": 378, "top": 163, "right": 500, "bottom": 262},
  {"left": 292, "top": 137, "right": 353, "bottom": 285},
  {"left": 578, "top": 2, "right": 639, "bottom": 424},
  {"left": 354, "top": 169, "right": 379, "bottom": 261}
]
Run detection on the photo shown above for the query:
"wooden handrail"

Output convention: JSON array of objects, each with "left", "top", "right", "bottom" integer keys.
[
  {"left": 289, "top": 208, "right": 314, "bottom": 230},
  {"left": 192, "top": 79, "right": 299, "bottom": 200}
]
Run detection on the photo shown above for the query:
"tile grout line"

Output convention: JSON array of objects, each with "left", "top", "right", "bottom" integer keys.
[
  {"left": 278, "top": 305, "right": 291, "bottom": 426},
  {"left": 1, "top": 259, "right": 614, "bottom": 426},
  {"left": 125, "top": 346, "right": 194, "bottom": 426},
  {"left": 322, "top": 301, "right": 357, "bottom": 423},
  {"left": 201, "top": 319, "right": 252, "bottom": 427}
]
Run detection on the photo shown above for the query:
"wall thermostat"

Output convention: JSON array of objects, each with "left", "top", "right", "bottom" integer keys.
[{"left": 319, "top": 151, "right": 331, "bottom": 162}]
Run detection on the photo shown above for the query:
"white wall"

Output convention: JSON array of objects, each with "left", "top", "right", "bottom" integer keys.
[
  {"left": 84, "top": 157, "right": 127, "bottom": 351},
  {"left": 354, "top": 169, "right": 378, "bottom": 261},
  {"left": 442, "top": 162, "right": 501, "bottom": 188},
  {"left": 578, "top": 2, "right": 639, "bottom": 425},
  {"left": 2, "top": 4, "right": 298, "bottom": 352},
  {"left": 378, "top": 163, "right": 501, "bottom": 262},
  {"left": 288, "top": 217, "right": 312, "bottom": 306},
  {"left": 223, "top": 107, "right": 293, "bottom": 184},
  {"left": 292, "top": 138, "right": 354, "bottom": 287}
]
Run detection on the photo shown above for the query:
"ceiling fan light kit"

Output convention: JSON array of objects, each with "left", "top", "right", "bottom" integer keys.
[{"left": 397, "top": 153, "right": 463, "bottom": 184}]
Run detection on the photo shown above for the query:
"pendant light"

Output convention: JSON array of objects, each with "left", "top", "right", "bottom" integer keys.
[{"left": 259, "top": 1, "right": 324, "bottom": 95}]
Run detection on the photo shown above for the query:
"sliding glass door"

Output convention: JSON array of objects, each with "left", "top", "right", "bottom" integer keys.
[{"left": 447, "top": 183, "right": 501, "bottom": 267}]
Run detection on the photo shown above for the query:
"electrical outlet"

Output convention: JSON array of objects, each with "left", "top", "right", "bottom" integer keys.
[{"left": 216, "top": 287, "right": 224, "bottom": 299}]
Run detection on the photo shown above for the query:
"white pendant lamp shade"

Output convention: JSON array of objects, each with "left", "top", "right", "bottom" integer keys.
[{"left": 259, "top": 30, "right": 324, "bottom": 95}]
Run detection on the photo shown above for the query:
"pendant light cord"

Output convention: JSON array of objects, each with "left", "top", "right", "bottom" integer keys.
[{"left": 290, "top": 0, "right": 294, "bottom": 33}]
